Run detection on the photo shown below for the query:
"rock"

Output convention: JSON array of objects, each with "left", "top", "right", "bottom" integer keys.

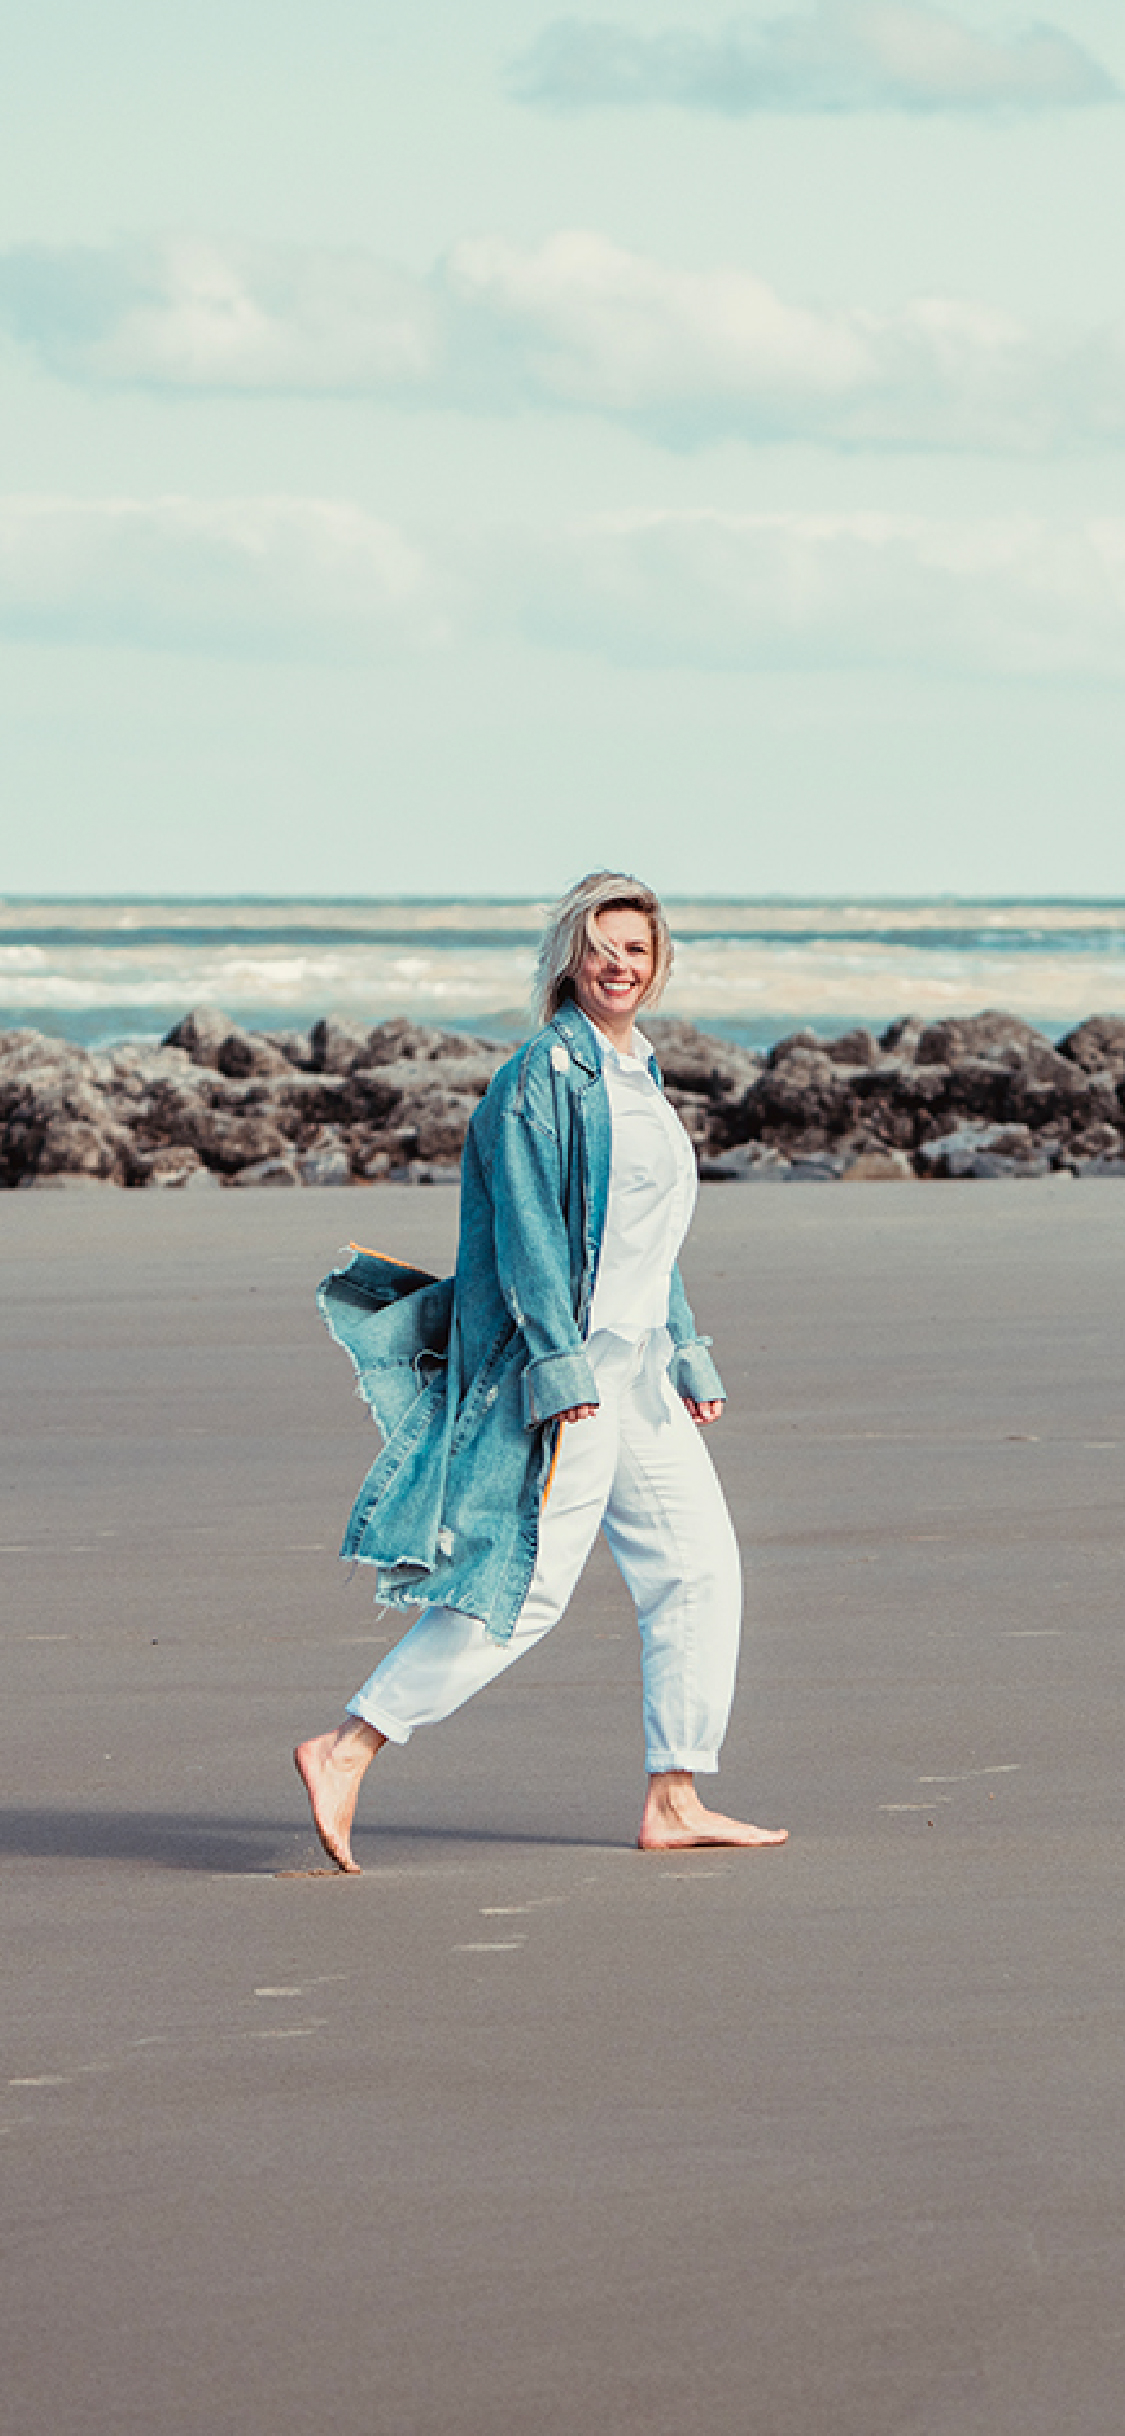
[
  {"left": 309, "top": 1017, "right": 374, "bottom": 1074},
  {"left": 1001, "top": 1046, "right": 1093, "bottom": 1126},
  {"left": 697, "top": 1144, "right": 791, "bottom": 1180},
  {"left": 644, "top": 1019, "right": 762, "bottom": 1099},
  {"left": 765, "top": 1029, "right": 822, "bottom": 1069},
  {"left": 230, "top": 1156, "right": 301, "bottom": 1186},
  {"left": 1068, "top": 1122, "right": 1125, "bottom": 1160},
  {"left": 269, "top": 1072, "right": 350, "bottom": 1136},
  {"left": 401, "top": 1091, "right": 477, "bottom": 1163},
  {"left": 878, "top": 1015, "right": 925, "bottom": 1060},
  {"left": 297, "top": 1132, "right": 353, "bottom": 1185},
  {"left": 33, "top": 1111, "right": 137, "bottom": 1186},
  {"left": 191, "top": 1109, "right": 290, "bottom": 1172},
  {"left": 162, "top": 1009, "right": 235, "bottom": 1070},
  {"left": 9, "top": 1006, "right": 1125, "bottom": 1188},
  {"left": 359, "top": 1018, "right": 497, "bottom": 1068},
  {"left": 916, "top": 1010, "right": 1051, "bottom": 1069},
  {"left": 731, "top": 1050, "right": 860, "bottom": 1144},
  {"left": 143, "top": 1147, "right": 205, "bottom": 1187},
  {"left": 824, "top": 1028, "right": 880, "bottom": 1068},
  {"left": 785, "top": 1154, "right": 845, "bottom": 1181},
  {"left": 265, "top": 1029, "right": 315, "bottom": 1069},
  {"left": 216, "top": 1029, "right": 293, "bottom": 1080},
  {"left": 341, "top": 1057, "right": 493, "bottom": 1132},
  {"left": 1057, "top": 1015, "right": 1125, "bottom": 1074},
  {"left": 928, "top": 1057, "right": 1016, "bottom": 1122},
  {"left": 841, "top": 1148, "right": 915, "bottom": 1180},
  {"left": 917, "top": 1123, "right": 1054, "bottom": 1179}
]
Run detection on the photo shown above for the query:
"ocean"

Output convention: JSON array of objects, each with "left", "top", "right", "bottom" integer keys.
[{"left": 2, "top": 899, "right": 1124, "bottom": 1051}]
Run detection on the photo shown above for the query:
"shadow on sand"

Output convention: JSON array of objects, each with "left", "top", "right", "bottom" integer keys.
[{"left": 0, "top": 1808, "right": 614, "bottom": 1872}]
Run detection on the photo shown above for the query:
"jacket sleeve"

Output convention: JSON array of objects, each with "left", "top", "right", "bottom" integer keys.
[
  {"left": 666, "top": 1262, "right": 726, "bottom": 1405},
  {"left": 489, "top": 1078, "right": 600, "bottom": 1428}
]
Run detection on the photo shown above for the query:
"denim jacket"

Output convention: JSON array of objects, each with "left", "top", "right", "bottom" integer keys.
[{"left": 319, "top": 1001, "right": 725, "bottom": 1641}]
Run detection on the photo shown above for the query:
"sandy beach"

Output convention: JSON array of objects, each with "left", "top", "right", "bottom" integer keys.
[{"left": 2, "top": 1180, "right": 1122, "bottom": 2436}]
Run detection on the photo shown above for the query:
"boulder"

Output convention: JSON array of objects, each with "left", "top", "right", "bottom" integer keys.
[
  {"left": 916, "top": 1011, "right": 1051, "bottom": 1069},
  {"left": 1, "top": 1053, "right": 144, "bottom": 1186},
  {"left": 297, "top": 1132, "right": 353, "bottom": 1186},
  {"left": 216, "top": 1029, "right": 293, "bottom": 1080},
  {"left": 341, "top": 1059, "right": 495, "bottom": 1140},
  {"left": 765, "top": 1029, "right": 822, "bottom": 1069},
  {"left": 824, "top": 1028, "right": 880, "bottom": 1068},
  {"left": 402, "top": 1089, "right": 482, "bottom": 1165},
  {"left": 644, "top": 1019, "right": 762, "bottom": 1100},
  {"left": 785, "top": 1153, "right": 845, "bottom": 1181},
  {"left": 143, "top": 1147, "right": 206, "bottom": 1187},
  {"left": 1068, "top": 1121, "right": 1124, "bottom": 1161},
  {"left": 917, "top": 1123, "right": 1054, "bottom": 1179},
  {"left": 162, "top": 1009, "right": 235, "bottom": 1070},
  {"left": 878, "top": 1015, "right": 925, "bottom": 1060},
  {"left": 9, "top": 1006, "right": 1125, "bottom": 1188},
  {"left": 841, "top": 1148, "right": 915, "bottom": 1180},
  {"left": 697, "top": 1144, "right": 791, "bottom": 1181},
  {"left": 734, "top": 1050, "right": 860, "bottom": 1142},
  {"left": 360, "top": 1017, "right": 498, "bottom": 1068},
  {"left": 309, "top": 1016, "right": 375, "bottom": 1074},
  {"left": 230, "top": 1156, "right": 301, "bottom": 1187},
  {"left": 190, "top": 1108, "right": 290, "bottom": 1172},
  {"left": 1057, "top": 1015, "right": 1125, "bottom": 1074},
  {"left": 1001, "top": 1048, "right": 1093, "bottom": 1126}
]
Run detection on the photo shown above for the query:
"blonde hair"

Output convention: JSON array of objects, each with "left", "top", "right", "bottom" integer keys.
[{"left": 534, "top": 871, "right": 674, "bottom": 1024}]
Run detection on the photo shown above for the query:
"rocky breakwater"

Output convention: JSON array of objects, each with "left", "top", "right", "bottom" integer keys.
[
  {"left": 689, "top": 1009, "right": 1125, "bottom": 1180},
  {"left": 0, "top": 1011, "right": 507, "bottom": 1190},
  {"left": 2, "top": 1006, "right": 1125, "bottom": 1187}
]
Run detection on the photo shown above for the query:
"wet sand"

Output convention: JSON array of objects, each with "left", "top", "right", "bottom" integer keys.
[{"left": 2, "top": 1180, "right": 1122, "bottom": 2436}]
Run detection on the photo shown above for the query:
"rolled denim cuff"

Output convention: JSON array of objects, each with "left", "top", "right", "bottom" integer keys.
[
  {"left": 668, "top": 1337, "right": 725, "bottom": 1407},
  {"left": 521, "top": 1346, "right": 600, "bottom": 1426}
]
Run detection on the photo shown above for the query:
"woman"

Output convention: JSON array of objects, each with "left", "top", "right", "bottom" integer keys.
[{"left": 296, "top": 872, "right": 787, "bottom": 1868}]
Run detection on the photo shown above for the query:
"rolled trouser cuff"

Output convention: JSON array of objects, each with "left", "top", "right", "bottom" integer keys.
[
  {"left": 645, "top": 1749, "right": 721, "bottom": 1775},
  {"left": 345, "top": 1692, "right": 411, "bottom": 1745}
]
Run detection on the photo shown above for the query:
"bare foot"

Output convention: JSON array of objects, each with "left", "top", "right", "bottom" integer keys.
[
  {"left": 637, "top": 1771, "right": 788, "bottom": 1852},
  {"left": 293, "top": 1719, "right": 384, "bottom": 1874}
]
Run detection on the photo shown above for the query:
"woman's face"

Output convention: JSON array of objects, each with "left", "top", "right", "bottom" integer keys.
[{"left": 572, "top": 905, "right": 656, "bottom": 1041}]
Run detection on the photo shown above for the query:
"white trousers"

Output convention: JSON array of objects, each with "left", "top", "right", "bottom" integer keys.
[{"left": 345, "top": 1330, "right": 742, "bottom": 1775}]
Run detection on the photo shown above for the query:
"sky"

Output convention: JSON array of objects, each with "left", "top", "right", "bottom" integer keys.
[{"left": 2, "top": 0, "right": 1125, "bottom": 898}]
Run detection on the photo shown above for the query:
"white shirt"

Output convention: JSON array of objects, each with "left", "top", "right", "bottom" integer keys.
[{"left": 586, "top": 1024, "right": 698, "bottom": 1342}]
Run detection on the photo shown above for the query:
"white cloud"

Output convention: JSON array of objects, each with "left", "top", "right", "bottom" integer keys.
[
  {"left": 2, "top": 494, "right": 1125, "bottom": 679},
  {"left": 4, "top": 229, "right": 1125, "bottom": 456},
  {"left": 501, "top": 509, "right": 1125, "bottom": 676},
  {"left": 0, "top": 238, "right": 441, "bottom": 395},
  {"left": 510, "top": 5, "right": 1119, "bottom": 115},
  {"left": 0, "top": 496, "right": 449, "bottom": 655}
]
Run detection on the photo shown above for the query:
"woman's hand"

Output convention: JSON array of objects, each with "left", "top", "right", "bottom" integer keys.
[
  {"left": 682, "top": 1396, "right": 724, "bottom": 1426},
  {"left": 557, "top": 1404, "right": 599, "bottom": 1423}
]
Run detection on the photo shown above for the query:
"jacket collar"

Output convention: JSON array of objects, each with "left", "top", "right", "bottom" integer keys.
[
  {"left": 549, "top": 1001, "right": 602, "bottom": 1074},
  {"left": 548, "top": 1000, "right": 660, "bottom": 1083}
]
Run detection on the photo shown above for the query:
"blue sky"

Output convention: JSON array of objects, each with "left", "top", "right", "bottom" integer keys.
[{"left": 2, "top": 0, "right": 1125, "bottom": 896}]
